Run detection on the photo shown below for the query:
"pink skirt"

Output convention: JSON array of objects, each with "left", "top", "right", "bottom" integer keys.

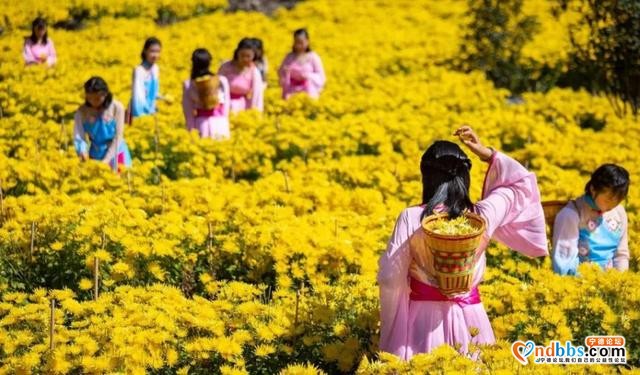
[
  {"left": 195, "top": 116, "right": 229, "bottom": 140},
  {"left": 229, "top": 93, "right": 250, "bottom": 113},
  {"left": 403, "top": 278, "right": 496, "bottom": 359}
]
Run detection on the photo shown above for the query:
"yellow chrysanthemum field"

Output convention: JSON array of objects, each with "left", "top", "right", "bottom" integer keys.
[{"left": 0, "top": 0, "right": 638, "bottom": 373}]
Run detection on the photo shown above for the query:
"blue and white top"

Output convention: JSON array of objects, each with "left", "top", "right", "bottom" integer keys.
[
  {"left": 552, "top": 195, "right": 629, "bottom": 275},
  {"left": 130, "top": 62, "right": 160, "bottom": 118},
  {"left": 74, "top": 100, "right": 132, "bottom": 170}
]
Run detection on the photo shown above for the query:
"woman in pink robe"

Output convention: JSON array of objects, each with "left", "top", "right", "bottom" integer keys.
[
  {"left": 23, "top": 17, "right": 57, "bottom": 67},
  {"left": 218, "top": 38, "right": 262, "bottom": 114},
  {"left": 378, "top": 126, "right": 548, "bottom": 360},
  {"left": 182, "top": 48, "right": 231, "bottom": 140},
  {"left": 278, "top": 28, "right": 326, "bottom": 100}
]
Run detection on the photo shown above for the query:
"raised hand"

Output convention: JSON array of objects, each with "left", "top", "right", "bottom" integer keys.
[{"left": 454, "top": 125, "right": 494, "bottom": 161}]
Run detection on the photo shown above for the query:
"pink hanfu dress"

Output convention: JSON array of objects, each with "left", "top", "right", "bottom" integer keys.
[
  {"left": 218, "top": 61, "right": 262, "bottom": 113},
  {"left": 278, "top": 51, "right": 325, "bottom": 99},
  {"left": 23, "top": 38, "right": 57, "bottom": 66},
  {"left": 378, "top": 152, "right": 548, "bottom": 359},
  {"left": 182, "top": 76, "right": 231, "bottom": 140}
]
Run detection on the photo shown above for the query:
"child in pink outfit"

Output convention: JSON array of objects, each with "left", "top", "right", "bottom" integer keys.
[
  {"left": 278, "top": 28, "right": 325, "bottom": 99},
  {"left": 378, "top": 126, "right": 548, "bottom": 360},
  {"left": 23, "top": 17, "right": 56, "bottom": 67}
]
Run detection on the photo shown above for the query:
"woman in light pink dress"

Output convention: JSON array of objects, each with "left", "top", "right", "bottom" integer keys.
[
  {"left": 23, "top": 17, "right": 57, "bottom": 67},
  {"left": 218, "top": 38, "right": 262, "bottom": 114},
  {"left": 378, "top": 126, "right": 548, "bottom": 360},
  {"left": 182, "top": 48, "right": 231, "bottom": 140},
  {"left": 278, "top": 28, "right": 325, "bottom": 99}
]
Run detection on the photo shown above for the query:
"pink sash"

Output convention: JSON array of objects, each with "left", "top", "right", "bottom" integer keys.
[
  {"left": 290, "top": 77, "right": 308, "bottom": 87},
  {"left": 409, "top": 277, "right": 481, "bottom": 307},
  {"left": 196, "top": 104, "right": 224, "bottom": 118}
]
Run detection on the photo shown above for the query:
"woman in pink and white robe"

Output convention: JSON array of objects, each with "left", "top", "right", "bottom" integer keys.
[
  {"left": 218, "top": 38, "right": 262, "bottom": 114},
  {"left": 378, "top": 126, "right": 548, "bottom": 359},
  {"left": 182, "top": 48, "right": 231, "bottom": 140},
  {"left": 23, "top": 17, "right": 57, "bottom": 67},
  {"left": 278, "top": 28, "right": 325, "bottom": 100}
]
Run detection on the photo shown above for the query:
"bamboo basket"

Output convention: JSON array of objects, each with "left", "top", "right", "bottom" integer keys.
[
  {"left": 542, "top": 200, "right": 568, "bottom": 239},
  {"left": 194, "top": 75, "right": 220, "bottom": 110},
  {"left": 421, "top": 212, "right": 486, "bottom": 296}
]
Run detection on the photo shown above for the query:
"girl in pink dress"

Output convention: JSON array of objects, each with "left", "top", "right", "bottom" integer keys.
[
  {"left": 182, "top": 48, "right": 231, "bottom": 140},
  {"left": 278, "top": 28, "right": 325, "bottom": 99},
  {"left": 378, "top": 126, "right": 548, "bottom": 360},
  {"left": 23, "top": 17, "right": 57, "bottom": 67},
  {"left": 218, "top": 39, "right": 262, "bottom": 114}
]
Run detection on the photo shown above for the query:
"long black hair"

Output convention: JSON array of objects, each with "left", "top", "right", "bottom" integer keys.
[
  {"left": 141, "top": 36, "right": 161, "bottom": 63},
  {"left": 84, "top": 76, "right": 113, "bottom": 109},
  {"left": 248, "top": 37, "right": 264, "bottom": 63},
  {"left": 585, "top": 164, "right": 630, "bottom": 200},
  {"left": 233, "top": 38, "right": 256, "bottom": 61},
  {"left": 420, "top": 141, "right": 473, "bottom": 219},
  {"left": 29, "top": 17, "right": 47, "bottom": 44},
  {"left": 191, "top": 48, "right": 213, "bottom": 79},
  {"left": 293, "top": 28, "right": 312, "bottom": 53}
]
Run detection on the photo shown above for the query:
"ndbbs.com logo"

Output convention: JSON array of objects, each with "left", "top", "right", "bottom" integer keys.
[{"left": 511, "top": 336, "right": 626, "bottom": 365}]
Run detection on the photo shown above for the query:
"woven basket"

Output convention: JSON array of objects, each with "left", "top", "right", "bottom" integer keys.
[
  {"left": 542, "top": 200, "right": 567, "bottom": 239},
  {"left": 194, "top": 75, "right": 220, "bottom": 110},
  {"left": 421, "top": 212, "right": 486, "bottom": 296}
]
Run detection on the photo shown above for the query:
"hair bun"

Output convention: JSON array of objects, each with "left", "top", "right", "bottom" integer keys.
[
  {"left": 423, "top": 158, "right": 469, "bottom": 180},
  {"left": 427, "top": 155, "right": 471, "bottom": 178}
]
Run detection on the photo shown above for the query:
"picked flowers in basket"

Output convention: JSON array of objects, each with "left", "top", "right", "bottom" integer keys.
[{"left": 421, "top": 212, "right": 486, "bottom": 295}]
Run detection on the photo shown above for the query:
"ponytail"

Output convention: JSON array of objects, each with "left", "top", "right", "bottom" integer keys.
[{"left": 420, "top": 141, "right": 473, "bottom": 219}]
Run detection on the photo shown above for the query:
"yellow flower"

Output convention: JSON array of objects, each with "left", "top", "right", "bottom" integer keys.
[
  {"left": 254, "top": 344, "right": 276, "bottom": 357},
  {"left": 220, "top": 366, "right": 249, "bottom": 375},
  {"left": 332, "top": 321, "right": 349, "bottom": 337},
  {"left": 524, "top": 324, "right": 541, "bottom": 336},
  {"left": 111, "top": 262, "right": 131, "bottom": 275},
  {"left": 469, "top": 326, "right": 480, "bottom": 338},
  {"left": 200, "top": 273, "right": 213, "bottom": 284},
  {"left": 280, "top": 363, "right": 324, "bottom": 375},
  {"left": 166, "top": 348, "right": 179, "bottom": 366},
  {"left": 79, "top": 278, "right": 93, "bottom": 291},
  {"left": 94, "top": 250, "right": 112, "bottom": 263},
  {"left": 149, "top": 263, "right": 166, "bottom": 281}
]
